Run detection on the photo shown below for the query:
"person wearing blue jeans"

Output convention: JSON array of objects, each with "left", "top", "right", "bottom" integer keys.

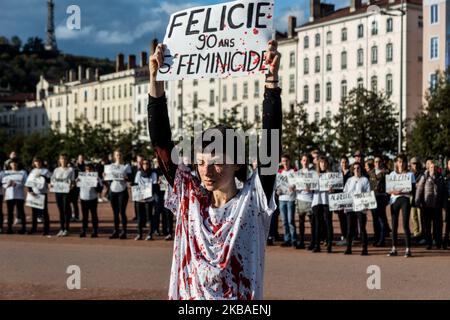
[{"left": 276, "top": 154, "right": 297, "bottom": 247}]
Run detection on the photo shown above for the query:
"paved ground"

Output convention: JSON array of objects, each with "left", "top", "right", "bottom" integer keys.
[{"left": 1, "top": 195, "right": 449, "bottom": 300}]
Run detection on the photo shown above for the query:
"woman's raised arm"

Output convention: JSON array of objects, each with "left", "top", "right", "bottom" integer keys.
[{"left": 147, "top": 42, "right": 177, "bottom": 187}]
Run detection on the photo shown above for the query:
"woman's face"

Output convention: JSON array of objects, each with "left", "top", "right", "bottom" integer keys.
[
  {"left": 114, "top": 151, "right": 122, "bottom": 162},
  {"left": 301, "top": 156, "right": 309, "bottom": 169},
  {"left": 396, "top": 159, "right": 404, "bottom": 172},
  {"left": 59, "top": 156, "right": 68, "bottom": 167},
  {"left": 319, "top": 159, "right": 327, "bottom": 171},
  {"left": 197, "top": 153, "right": 238, "bottom": 192},
  {"left": 353, "top": 164, "right": 362, "bottom": 177},
  {"left": 340, "top": 159, "right": 348, "bottom": 170},
  {"left": 10, "top": 162, "right": 18, "bottom": 171},
  {"left": 142, "top": 161, "right": 150, "bottom": 171},
  {"left": 34, "top": 160, "right": 42, "bottom": 168}
]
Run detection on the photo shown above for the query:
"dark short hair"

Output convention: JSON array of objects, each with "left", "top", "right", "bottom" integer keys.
[
  {"left": 281, "top": 154, "right": 291, "bottom": 160},
  {"left": 340, "top": 155, "right": 349, "bottom": 162}
]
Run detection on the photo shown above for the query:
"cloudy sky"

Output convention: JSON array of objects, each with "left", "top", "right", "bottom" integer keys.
[{"left": 0, "top": 0, "right": 350, "bottom": 60}]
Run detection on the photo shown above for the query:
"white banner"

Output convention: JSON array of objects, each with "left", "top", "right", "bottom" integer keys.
[
  {"left": 319, "top": 172, "right": 344, "bottom": 191},
  {"left": 77, "top": 172, "right": 98, "bottom": 188},
  {"left": 132, "top": 184, "right": 153, "bottom": 202},
  {"left": 328, "top": 192, "right": 354, "bottom": 211},
  {"left": 157, "top": 0, "right": 274, "bottom": 81},
  {"left": 386, "top": 174, "right": 412, "bottom": 193},
  {"left": 50, "top": 181, "right": 70, "bottom": 193},
  {"left": 275, "top": 170, "right": 296, "bottom": 194},
  {"left": 292, "top": 171, "right": 319, "bottom": 191},
  {"left": 352, "top": 191, "right": 377, "bottom": 212},
  {"left": 25, "top": 193, "right": 45, "bottom": 210},
  {"left": 25, "top": 175, "right": 45, "bottom": 189},
  {"left": 104, "top": 164, "right": 125, "bottom": 181}
]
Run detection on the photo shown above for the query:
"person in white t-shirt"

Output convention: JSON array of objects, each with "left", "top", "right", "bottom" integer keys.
[
  {"left": 134, "top": 159, "right": 156, "bottom": 241},
  {"left": 276, "top": 154, "right": 297, "bottom": 247},
  {"left": 50, "top": 153, "right": 75, "bottom": 237},
  {"left": 343, "top": 162, "right": 371, "bottom": 255},
  {"left": 27, "top": 157, "right": 51, "bottom": 235},
  {"left": 295, "top": 154, "right": 314, "bottom": 249},
  {"left": 107, "top": 149, "right": 132, "bottom": 239},
  {"left": 387, "top": 154, "right": 415, "bottom": 257},
  {"left": 2, "top": 159, "right": 27, "bottom": 234},
  {"left": 78, "top": 163, "right": 102, "bottom": 238},
  {"left": 147, "top": 40, "right": 282, "bottom": 300}
]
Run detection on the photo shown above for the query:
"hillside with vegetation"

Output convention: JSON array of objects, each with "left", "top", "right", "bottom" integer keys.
[{"left": 0, "top": 35, "right": 115, "bottom": 93}]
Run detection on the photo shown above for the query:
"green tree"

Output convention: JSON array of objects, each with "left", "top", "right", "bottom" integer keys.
[
  {"left": 408, "top": 70, "right": 450, "bottom": 158},
  {"left": 334, "top": 87, "right": 398, "bottom": 157}
]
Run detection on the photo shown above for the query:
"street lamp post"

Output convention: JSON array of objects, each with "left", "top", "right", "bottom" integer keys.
[{"left": 368, "top": 0, "right": 406, "bottom": 154}]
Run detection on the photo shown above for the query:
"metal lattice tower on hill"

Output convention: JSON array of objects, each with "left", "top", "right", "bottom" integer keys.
[{"left": 45, "top": 0, "right": 58, "bottom": 51}]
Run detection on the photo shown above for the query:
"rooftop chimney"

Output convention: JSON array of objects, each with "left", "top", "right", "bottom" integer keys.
[
  {"left": 140, "top": 51, "right": 148, "bottom": 67},
  {"left": 78, "top": 65, "right": 84, "bottom": 81},
  {"left": 69, "top": 69, "right": 76, "bottom": 82},
  {"left": 116, "top": 53, "right": 125, "bottom": 72},
  {"left": 310, "top": 0, "right": 321, "bottom": 22},
  {"left": 128, "top": 54, "right": 136, "bottom": 70},
  {"left": 95, "top": 68, "right": 100, "bottom": 80},
  {"left": 350, "top": 0, "right": 362, "bottom": 12},
  {"left": 288, "top": 16, "right": 297, "bottom": 38},
  {"left": 86, "top": 67, "right": 94, "bottom": 81}
]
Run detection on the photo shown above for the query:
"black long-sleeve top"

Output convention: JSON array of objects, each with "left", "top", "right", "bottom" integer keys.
[{"left": 147, "top": 86, "right": 282, "bottom": 200}]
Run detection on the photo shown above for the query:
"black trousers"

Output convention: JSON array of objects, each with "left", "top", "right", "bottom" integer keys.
[
  {"left": 137, "top": 201, "right": 153, "bottom": 235},
  {"left": 312, "top": 205, "right": 333, "bottom": 249},
  {"left": 346, "top": 211, "right": 368, "bottom": 250},
  {"left": 69, "top": 188, "right": 80, "bottom": 218},
  {"left": 152, "top": 192, "right": 164, "bottom": 234},
  {"left": 390, "top": 197, "right": 412, "bottom": 248},
  {"left": 81, "top": 199, "right": 99, "bottom": 232},
  {"left": 373, "top": 194, "right": 390, "bottom": 243},
  {"left": 163, "top": 208, "right": 174, "bottom": 235},
  {"left": 110, "top": 190, "right": 128, "bottom": 232},
  {"left": 0, "top": 195, "right": 3, "bottom": 230},
  {"left": 336, "top": 210, "right": 348, "bottom": 238},
  {"left": 423, "top": 207, "right": 443, "bottom": 247},
  {"left": 6, "top": 199, "right": 26, "bottom": 231},
  {"left": 31, "top": 194, "right": 49, "bottom": 233},
  {"left": 55, "top": 193, "right": 71, "bottom": 231}
]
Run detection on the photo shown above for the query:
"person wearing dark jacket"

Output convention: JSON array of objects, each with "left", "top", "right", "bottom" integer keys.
[
  {"left": 443, "top": 159, "right": 450, "bottom": 250},
  {"left": 410, "top": 157, "right": 424, "bottom": 240},
  {"left": 415, "top": 158, "right": 447, "bottom": 249}
]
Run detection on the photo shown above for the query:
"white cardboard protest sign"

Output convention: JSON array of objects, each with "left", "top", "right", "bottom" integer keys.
[
  {"left": 25, "top": 193, "right": 45, "bottom": 210},
  {"left": 292, "top": 171, "right": 319, "bottom": 191},
  {"left": 386, "top": 174, "right": 412, "bottom": 193},
  {"left": 2, "top": 171, "right": 24, "bottom": 185},
  {"left": 328, "top": 192, "right": 354, "bottom": 211},
  {"left": 25, "top": 175, "right": 45, "bottom": 189},
  {"left": 319, "top": 172, "right": 344, "bottom": 191},
  {"left": 157, "top": 0, "right": 274, "bottom": 81},
  {"left": 77, "top": 172, "right": 98, "bottom": 188},
  {"left": 132, "top": 184, "right": 153, "bottom": 202},
  {"left": 104, "top": 164, "right": 125, "bottom": 181},
  {"left": 275, "top": 170, "right": 296, "bottom": 194},
  {"left": 50, "top": 181, "right": 70, "bottom": 193},
  {"left": 352, "top": 191, "right": 377, "bottom": 212}
]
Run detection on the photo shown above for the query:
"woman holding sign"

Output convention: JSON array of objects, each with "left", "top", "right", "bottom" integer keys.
[
  {"left": 2, "top": 159, "right": 28, "bottom": 234},
  {"left": 148, "top": 39, "right": 281, "bottom": 299},
  {"left": 386, "top": 154, "right": 415, "bottom": 257},
  {"left": 311, "top": 156, "right": 334, "bottom": 253},
  {"left": 343, "top": 162, "right": 371, "bottom": 255},
  {"left": 107, "top": 150, "right": 132, "bottom": 240},
  {"left": 78, "top": 164, "right": 102, "bottom": 238},
  {"left": 27, "top": 157, "right": 51, "bottom": 236},
  {"left": 51, "top": 153, "right": 75, "bottom": 237},
  {"left": 134, "top": 159, "right": 155, "bottom": 241}
]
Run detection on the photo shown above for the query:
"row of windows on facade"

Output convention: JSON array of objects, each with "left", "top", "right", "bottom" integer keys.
[
  {"left": 50, "top": 105, "right": 133, "bottom": 124},
  {"left": 303, "top": 44, "right": 394, "bottom": 74},
  {"left": 48, "top": 83, "right": 135, "bottom": 108},
  {"left": 303, "top": 18, "right": 394, "bottom": 49},
  {"left": 302, "top": 74, "right": 394, "bottom": 104},
  {"left": 1, "top": 113, "right": 47, "bottom": 129}
]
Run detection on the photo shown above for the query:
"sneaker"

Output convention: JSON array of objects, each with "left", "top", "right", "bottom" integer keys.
[
  {"left": 404, "top": 249, "right": 412, "bottom": 258},
  {"left": 109, "top": 231, "right": 120, "bottom": 239},
  {"left": 418, "top": 239, "right": 427, "bottom": 245},
  {"left": 79, "top": 232, "right": 86, "bottom": 238},
  {"left": 135, "top": 234, "right": 143, "bottom": 241},
  {"left": 102, "top": 197, "right": 109, "bottom": 202},
  {"left": 14, "top": 218, "right": 22, "bottom": 225},
  {"left": 344, "top": 248, "right": 352, "bottom": 255},
  {"left": 145, "top": 234, "right": 153, "bottom": 241},
  {"left": 62, "top": 230, "right": 69, "bottom": 237},
  {"left": 307, "top": 244, "right": 315, "bottom": 251},
  {"left": 42, "top": 231, "right": 49, "bottom": 236},
  {"left": 98, "top": 198, "right": 104, "bottom": 203},
  {"left": 387, "top": 249, "right": 398, "bottom": 257},
  {"left": 336, "top": 239, "right": 347, "bottom": 246},
  {"left": 266, "top": 237, "right": 274, "bottom": 246},
  {"left": 312, "top": 247, "right": 321, "bottom": 253},
  {"left": 361, "top": 248, "right": 369, "bottom": 256},
  {"left": 327, "top": 246, "right": 332, "bottom": 253},
  {"left": 37, "top": 217, "right": 43, "bottom": 223},
  {"left": 280, "top": 241, "right": 292, "bottom": 247},
  {"left": 119, "top": 231, "right": 127, "bottom": 240},
  {"left": 295, "top": 242, "right": 305, "bottom": 249},
  {"left": 91, "top": 232, "right": 98, "bottom": 238},
  {"left": 56, "top": 230, "right": 64, "bottom": 237},
  {"left": 165, "top": 234, "right": 173, "bottom": 241}
]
